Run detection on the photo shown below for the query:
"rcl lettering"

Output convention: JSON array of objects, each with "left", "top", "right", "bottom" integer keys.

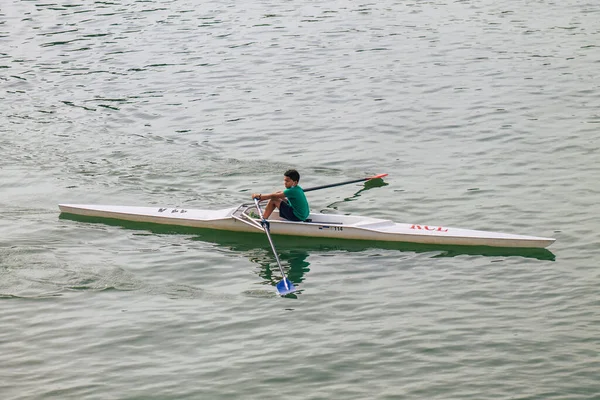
[{"left": 410, "top": 225, "right": 448, "bottom": 232}]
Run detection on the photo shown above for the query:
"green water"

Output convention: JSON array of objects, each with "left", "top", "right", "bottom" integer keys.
[{"left": 1, "top": 0, "right": 599, "bottom": 399}]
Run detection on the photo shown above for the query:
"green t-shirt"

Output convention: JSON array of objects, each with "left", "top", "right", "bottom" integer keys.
[{"left": 283, "top": 185, "right": 310, "bottom": 220}]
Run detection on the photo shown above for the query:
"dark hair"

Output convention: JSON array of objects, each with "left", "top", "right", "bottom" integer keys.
[{"left": 284, "top": 169, "right": 300, "bottom": 182}]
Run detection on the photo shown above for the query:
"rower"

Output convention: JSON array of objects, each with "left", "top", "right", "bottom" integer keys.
[{"left": 251, "top": 169, "right": 310, "bottom": 222}]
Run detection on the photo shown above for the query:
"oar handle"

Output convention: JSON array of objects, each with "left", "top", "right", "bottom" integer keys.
[{"left": 303, "top": 173, "right": 387, "bottom": 193}]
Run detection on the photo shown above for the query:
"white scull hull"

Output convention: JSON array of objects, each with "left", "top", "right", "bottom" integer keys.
[{"left": 58, "top": 203, "right": 555, "bottom": 249}]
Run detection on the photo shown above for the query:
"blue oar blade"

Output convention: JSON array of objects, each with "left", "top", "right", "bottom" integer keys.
[{"left": 276, "top": 278, "right": 296, "bottom": 296}]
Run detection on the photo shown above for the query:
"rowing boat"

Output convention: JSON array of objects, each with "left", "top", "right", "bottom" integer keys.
[{"left": 58, "top": 203, "right": 555, "bottom": 249}]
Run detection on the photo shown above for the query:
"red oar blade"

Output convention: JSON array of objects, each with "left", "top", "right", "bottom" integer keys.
[{"left": 367, "top": 173, "right": 388, "bottom": 180}]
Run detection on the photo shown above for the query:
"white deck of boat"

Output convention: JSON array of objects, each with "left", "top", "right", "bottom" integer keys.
[{"left": 58, "top": 203, "right": 555, "bottom": 248}]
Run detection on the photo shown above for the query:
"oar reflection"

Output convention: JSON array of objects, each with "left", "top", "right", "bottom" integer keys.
[
  {"left": 249, "top": 249, "right": 310, "bottom": 294},
  {"left": 325, "top": 177, "right": 389, "bottom": 210}
]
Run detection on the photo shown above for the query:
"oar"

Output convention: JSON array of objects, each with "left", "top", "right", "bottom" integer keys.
[
  {"left": 253, "top": 198, "right": 296, "bottom": 296},
  {"left": 303, "top": 173, "right": 388, "bottom": 193}
]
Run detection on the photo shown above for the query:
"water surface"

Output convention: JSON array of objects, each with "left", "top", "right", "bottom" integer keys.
[{"left": 1, "top": 0, "right": 599, "bottom": 399}]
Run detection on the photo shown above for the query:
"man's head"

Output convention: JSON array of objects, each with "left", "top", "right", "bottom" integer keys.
[{"left": 284, "top": 169, "right": 300, "bottom": 188}]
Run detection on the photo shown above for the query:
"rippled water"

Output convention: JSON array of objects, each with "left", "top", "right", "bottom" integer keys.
[{"left": 1, "top": 0, "right": 599, "bottom": 399}]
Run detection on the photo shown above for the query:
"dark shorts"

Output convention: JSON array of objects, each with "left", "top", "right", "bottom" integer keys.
[{"left": 279, "top": 200, "right": 302, "bottom": 221}]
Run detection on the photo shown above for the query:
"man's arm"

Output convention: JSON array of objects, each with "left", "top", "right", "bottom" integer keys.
[{"left": 251, "top": 191, "right": 285, "bottom": 201}]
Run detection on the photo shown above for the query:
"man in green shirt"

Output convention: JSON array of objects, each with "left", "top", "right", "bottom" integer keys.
[{"left": 251, "top": 169, "right": 310, "bottom": 221}]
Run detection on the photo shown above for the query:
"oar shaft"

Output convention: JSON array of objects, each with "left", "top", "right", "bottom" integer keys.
[
  {"left": 303, "top": 173, "right": 387, "bottom": 193},
  {"left": 253, "top": 198, "right": 289, "bottom": 290},
  {"left": 262, "top": 223, "right": 285, "bottom": 278}
]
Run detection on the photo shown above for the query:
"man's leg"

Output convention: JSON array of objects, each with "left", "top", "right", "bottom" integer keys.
[{"left": 263, "top": 198, "right": 281, "bottom": 219}]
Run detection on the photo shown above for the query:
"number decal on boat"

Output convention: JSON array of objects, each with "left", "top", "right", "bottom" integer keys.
[
  {"left": 158, "top": 208, "right": 187, "bottom": 214},
  {"left": 319, "top": 226, "right": 343, "bottom": 231},
  {"left": 410, "top": 224, "right": 448, "bottom": 232}
]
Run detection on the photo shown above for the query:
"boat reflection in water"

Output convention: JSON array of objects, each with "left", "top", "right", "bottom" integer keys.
[{"left": 59, "top": 213, "right": 556, "bottom": 295}]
